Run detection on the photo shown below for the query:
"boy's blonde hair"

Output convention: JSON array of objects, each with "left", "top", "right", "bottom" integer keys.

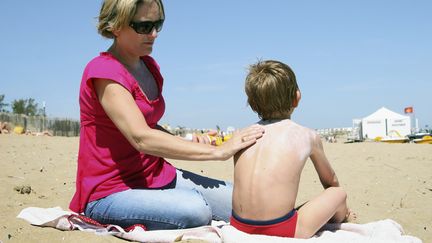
[
  {"left": 97, "top": 0, "right": 165, "bottom": 39},
  {"left": 245, "top": 60, "right": 299, "bottom": 120}
]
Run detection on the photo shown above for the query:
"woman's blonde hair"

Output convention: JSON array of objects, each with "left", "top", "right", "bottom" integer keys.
[
  {"left": 97, "top": 0, "right": 165, "bottom": 39},
  {"left": 245, "top": 60, "right": 299, "bottom": 120}
]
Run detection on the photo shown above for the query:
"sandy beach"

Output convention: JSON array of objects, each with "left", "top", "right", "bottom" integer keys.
[{"left": 0, "top": 134, "right": 430, "bottom": 242}]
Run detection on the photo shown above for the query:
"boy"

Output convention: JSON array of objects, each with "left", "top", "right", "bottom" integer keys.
[{"left": 231, "top": 60, "right": 351, "bottom": 238}]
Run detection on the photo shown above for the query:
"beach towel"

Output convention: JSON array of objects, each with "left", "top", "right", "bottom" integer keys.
[{"left": 17, "top": 207, "right": 422, "bottom": 243}]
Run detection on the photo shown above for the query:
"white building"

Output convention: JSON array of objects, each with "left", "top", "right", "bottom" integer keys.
[{"left": 357, "top": 107, "right": 411, "bottom": 140}]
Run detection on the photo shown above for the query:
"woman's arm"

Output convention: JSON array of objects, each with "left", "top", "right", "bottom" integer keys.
[
  {"left": 93, "top": 79, "right": 264, "bottom": 161},
  {"left": 154, "top": 124, "right": 173, "bottom": 135}
]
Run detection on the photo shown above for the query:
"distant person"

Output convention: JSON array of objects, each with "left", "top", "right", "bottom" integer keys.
[
  {"left": 69, "top": 0, "right": 264, "bottom": 230},
  {"left": 0, "top": 122, "right": 11, "bottom": 134},
  {"left": 231, "top": 60, "right": 352, "bottom": 238},
  {"left": 25, "top": 130, "right": 53, "bottom": 136}
]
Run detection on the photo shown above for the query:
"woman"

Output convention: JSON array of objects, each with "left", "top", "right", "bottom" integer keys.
[{"left": 69, "top": 0, "right": 264, "bottom": 230}]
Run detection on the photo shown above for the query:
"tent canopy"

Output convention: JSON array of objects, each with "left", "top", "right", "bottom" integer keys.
[
  {"left": 363, "top": 107, "right": 408, "bottom": 120},
  {"left": 361, "top": 107, "right": 411, "bottom": 139}
]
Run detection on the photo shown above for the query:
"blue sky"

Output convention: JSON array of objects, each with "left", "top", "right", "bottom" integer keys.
[{"left": 1, "top": 1, "right": 431, "bottom": 130}]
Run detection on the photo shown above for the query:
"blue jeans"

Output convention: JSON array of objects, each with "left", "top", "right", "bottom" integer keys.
[{"left": 84, "top": 169, "right": 232, "bottom": 230}]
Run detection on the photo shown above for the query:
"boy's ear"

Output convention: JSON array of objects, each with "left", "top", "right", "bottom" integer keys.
[{"left": 292, "top": 90, "right": 301, "bottom": 108}]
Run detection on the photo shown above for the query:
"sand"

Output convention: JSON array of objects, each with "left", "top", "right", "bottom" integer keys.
[{"left": 0, "top": 134, "right": 430, "bottom": 242}]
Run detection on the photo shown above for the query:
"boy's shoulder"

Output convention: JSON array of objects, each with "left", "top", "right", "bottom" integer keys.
[
  {"left": 284, "top": 120, "right": 322, "bottom": 144},
  {"left": 259, "top": 119, "right": 319, "bottom": 140},
  {"left": 284, "top": 121, "right": 322, "bottom": 151},
  {"left": 280, "top": 119, "right": 318, "bottom": 135}
]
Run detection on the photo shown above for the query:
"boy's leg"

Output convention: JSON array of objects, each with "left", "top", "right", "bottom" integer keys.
[
  {"left": 84, "top": 188, "right": 212, "bottom": 230},
  {"left": 295, "top": 187, "right": 348, "bottom": 238},
  {"left": 175, "top": 169, "right": 233, "bottom": 222}
]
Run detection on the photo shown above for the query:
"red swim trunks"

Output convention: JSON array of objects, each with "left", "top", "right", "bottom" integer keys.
[{"left": 230, "top": 209, "right": 298, "bottom": 238}]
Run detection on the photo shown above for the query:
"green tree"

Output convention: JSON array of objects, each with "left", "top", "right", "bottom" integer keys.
[
  {"left": 0, "top": 94, "right": 8, "bottom": 112},
  {"left": 25, "top": 98, "right": 39, "bottom": 116},
  {"left": 12, "top": 99, "right": 26, "bottom": 114},
  {"left": 12, "top": 98, "right": 40, "bottom": 115}
]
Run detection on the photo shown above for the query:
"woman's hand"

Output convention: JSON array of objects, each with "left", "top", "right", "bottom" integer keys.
[{"left": 216, "top": 124, "right": 265, "bottom": 160}]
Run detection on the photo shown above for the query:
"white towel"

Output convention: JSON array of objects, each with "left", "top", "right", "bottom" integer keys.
[{"left": 17, "top": 207, "right": 422, "bottom": 243}]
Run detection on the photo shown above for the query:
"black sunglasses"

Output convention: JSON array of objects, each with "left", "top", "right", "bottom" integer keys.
[{"left": 129, "top": 19, "right": 164, "bottom": 35}]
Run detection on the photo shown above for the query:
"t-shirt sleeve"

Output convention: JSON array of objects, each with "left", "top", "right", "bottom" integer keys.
[{"left": 83, "top": 56, "right": 134, "bottom": 93}]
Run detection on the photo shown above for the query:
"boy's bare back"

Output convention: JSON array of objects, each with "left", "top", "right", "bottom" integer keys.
[
  {"left": 231, "top": 60, "right": 349, "bottom": 238},
  {"left": 233, "top": 119, "right": 320, "bottom": 220}
]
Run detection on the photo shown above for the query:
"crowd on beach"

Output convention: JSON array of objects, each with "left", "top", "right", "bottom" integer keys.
[
  {"left": 0, "top": 121, "right": 11, "bottom": 134},
  {"left": 0, "top": 121, "right": 52, "bottom": 136}
]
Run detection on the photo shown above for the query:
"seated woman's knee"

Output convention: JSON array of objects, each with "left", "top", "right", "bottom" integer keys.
[
  {"left": 177, "top": 190, "right": 212, "bottom": 228},
  {"left": 179, "top": 199, "right": 212, "bottom": 228}
]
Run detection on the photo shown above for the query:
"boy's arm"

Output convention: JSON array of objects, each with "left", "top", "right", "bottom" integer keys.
[{"left": 310, "top": 132, "right": 340, "bottom": 189}]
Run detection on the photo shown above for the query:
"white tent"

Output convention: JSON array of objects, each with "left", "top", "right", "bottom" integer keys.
[{"left": 361, "top": 107, "right": 411, "bottom": 139}]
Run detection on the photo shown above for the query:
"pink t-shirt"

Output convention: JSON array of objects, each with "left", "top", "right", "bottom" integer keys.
[{"left": 69, "top": 52, "right": 176, "bottom": 213}]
